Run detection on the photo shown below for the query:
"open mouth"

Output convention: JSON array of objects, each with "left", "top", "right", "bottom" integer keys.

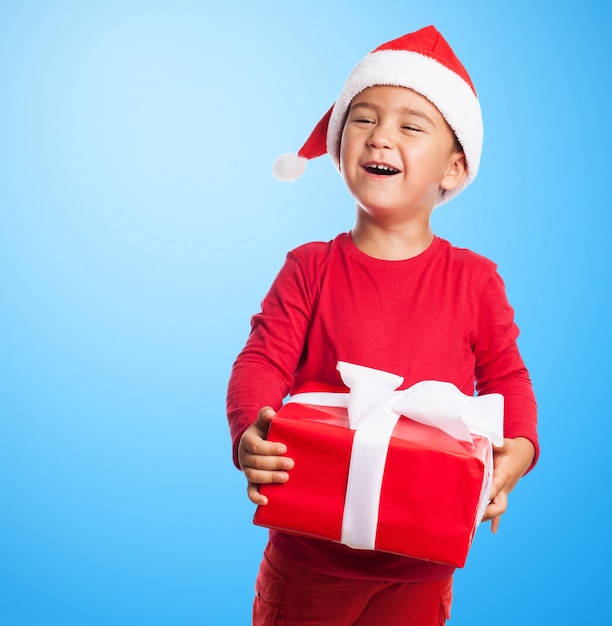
[{"left": 363, "top": 163, "right": 400, "bottom": 176}]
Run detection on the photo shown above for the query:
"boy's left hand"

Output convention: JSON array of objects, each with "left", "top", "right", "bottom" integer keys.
[{"left": 483, "top": 436, "right": 535, "bottom": 533}]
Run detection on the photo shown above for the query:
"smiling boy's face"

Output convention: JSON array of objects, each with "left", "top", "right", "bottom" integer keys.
[{"left": 339, "top": 85, "right": 466, "bottom": 224}]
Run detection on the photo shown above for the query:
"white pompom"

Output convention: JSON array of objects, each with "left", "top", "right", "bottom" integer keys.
[{"left": 272, "top": 153, "right": 307, "bottom": 181}]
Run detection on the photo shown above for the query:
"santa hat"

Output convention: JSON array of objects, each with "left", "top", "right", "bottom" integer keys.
[{"left": 273, "top": 25, "right": 483, "bottom": 206}]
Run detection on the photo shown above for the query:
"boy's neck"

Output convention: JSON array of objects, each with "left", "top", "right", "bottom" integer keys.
[{"left": 351, "top": 214, "right": 434, "bottom": 261}]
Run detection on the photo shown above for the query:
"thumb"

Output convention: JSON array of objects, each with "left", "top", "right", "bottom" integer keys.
[
  {"left": 491, "top": 437, "right": 509, "bottom": 454},
  {"left": 253, "top": 406, "right": 276, "bottom": 436}
]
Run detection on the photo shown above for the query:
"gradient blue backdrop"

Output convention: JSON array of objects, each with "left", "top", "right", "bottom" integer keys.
[{"left": 1, "top": 1, "right": 609, "bottom": 624}]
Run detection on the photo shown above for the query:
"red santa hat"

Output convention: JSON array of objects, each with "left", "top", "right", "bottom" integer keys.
[{"left": 273, "top": 25, "right": 483, "bottom": 206}]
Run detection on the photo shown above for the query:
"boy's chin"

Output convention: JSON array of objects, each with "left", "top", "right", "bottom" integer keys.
[{"left": 353, "top": 197, "right": 439, "bottom": 222}]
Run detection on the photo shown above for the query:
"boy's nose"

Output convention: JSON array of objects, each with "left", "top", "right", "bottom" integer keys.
[{"left": 367, "top": 124, "right": 394, "bottom": 149}]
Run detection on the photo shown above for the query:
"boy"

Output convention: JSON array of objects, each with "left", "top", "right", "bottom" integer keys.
[{"left": 227, "top": 25, "right": 538, "bottom": 625}]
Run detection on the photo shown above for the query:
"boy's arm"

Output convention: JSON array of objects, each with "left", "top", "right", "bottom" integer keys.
[
  {"left": 472, "top": 269, "right": 538, "bottom": 531},
  {"left": 227, "top": 250, "right": 317, "bottom": 468},
  {"left": 482, "top": 436, "right": 535, "bottom": 533},
  {"left": 474, "top": 270, "right": 539, "bottom": 470}
]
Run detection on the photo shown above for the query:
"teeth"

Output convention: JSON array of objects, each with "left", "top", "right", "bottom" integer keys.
[{"left": 367, "top": 163, "right": 398, "bottom": 173}]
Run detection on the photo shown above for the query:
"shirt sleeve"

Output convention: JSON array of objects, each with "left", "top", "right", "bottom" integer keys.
[
  {"left": 474, "top": 270, "right": 539, "bottom": 470},
  {"left": 226, "top": 251, "right": 316, "bottom": 468}
]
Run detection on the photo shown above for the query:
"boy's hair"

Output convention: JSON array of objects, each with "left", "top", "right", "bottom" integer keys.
[{"left": 273, "top": 25, "right": 483, "bottom": 207}]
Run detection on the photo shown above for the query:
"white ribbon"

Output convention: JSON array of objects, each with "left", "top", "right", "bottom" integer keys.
[{"left": 286, "top": 361, "right": 504, "bottom": 551}]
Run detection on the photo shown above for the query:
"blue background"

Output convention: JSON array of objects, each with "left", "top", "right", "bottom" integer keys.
[{"left": 1, "top": 1, "right": 609, "bottom": 624}]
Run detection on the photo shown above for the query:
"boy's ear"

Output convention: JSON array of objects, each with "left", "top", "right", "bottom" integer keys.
[{"left": 440, "top": 152, "right": 468, "bottom": 192}]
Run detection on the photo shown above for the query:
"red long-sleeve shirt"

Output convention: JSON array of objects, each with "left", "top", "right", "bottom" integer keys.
[{"left": 227, "top": 233, "right": 538, "bottom": 581}]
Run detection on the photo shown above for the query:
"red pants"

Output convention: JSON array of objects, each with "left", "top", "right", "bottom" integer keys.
[{"left": 253, "top": 542, "right": 453, "bottom": 626}]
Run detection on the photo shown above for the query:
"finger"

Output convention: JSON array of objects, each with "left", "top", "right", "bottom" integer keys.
[
  {"left": 239, "top": 408, "right": 276, "bottom": 449},
  {"left": 243, "top": 407, "right": 287, "bottom": 454},
  {"left": 243, "top": 466, "right": 291, "bottom": 486},
  {"left": 239, "top": 423, "right": 289, "bottom": 464},
  {"left": 488, "top": 468, "right": 510, "bottom": 502},
  {"left": 241, "top": 452, "right": 295, "bottom": 472},
  {"left": 252, "top": 406, "right": 276, "bottom": 433},
  {"left": 247, "top": 467, "right": 291, "bottom": 504},
  {"left": 242, "top": 434, "right": 289, "bottom": 459},
  {"left": 490, "top": 515, "right": 501, "bottom": 534},
  {"left": 247, "top": 481, "right": 268, "bottom": 506},
  {"left": 491, "top": 437, "right": 510, "bottom": 453},
  {"left": 483, "top": 491, "right": 508, "bottom": 524}
]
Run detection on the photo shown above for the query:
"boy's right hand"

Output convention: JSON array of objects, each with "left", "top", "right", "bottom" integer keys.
[{"left": 238, "top": 406, "right": 294, "bottom": 506}]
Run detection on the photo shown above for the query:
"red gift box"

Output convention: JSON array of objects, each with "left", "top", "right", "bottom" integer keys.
[{"left": 253, "top": 366, "right": 501, "bottom": 568}]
